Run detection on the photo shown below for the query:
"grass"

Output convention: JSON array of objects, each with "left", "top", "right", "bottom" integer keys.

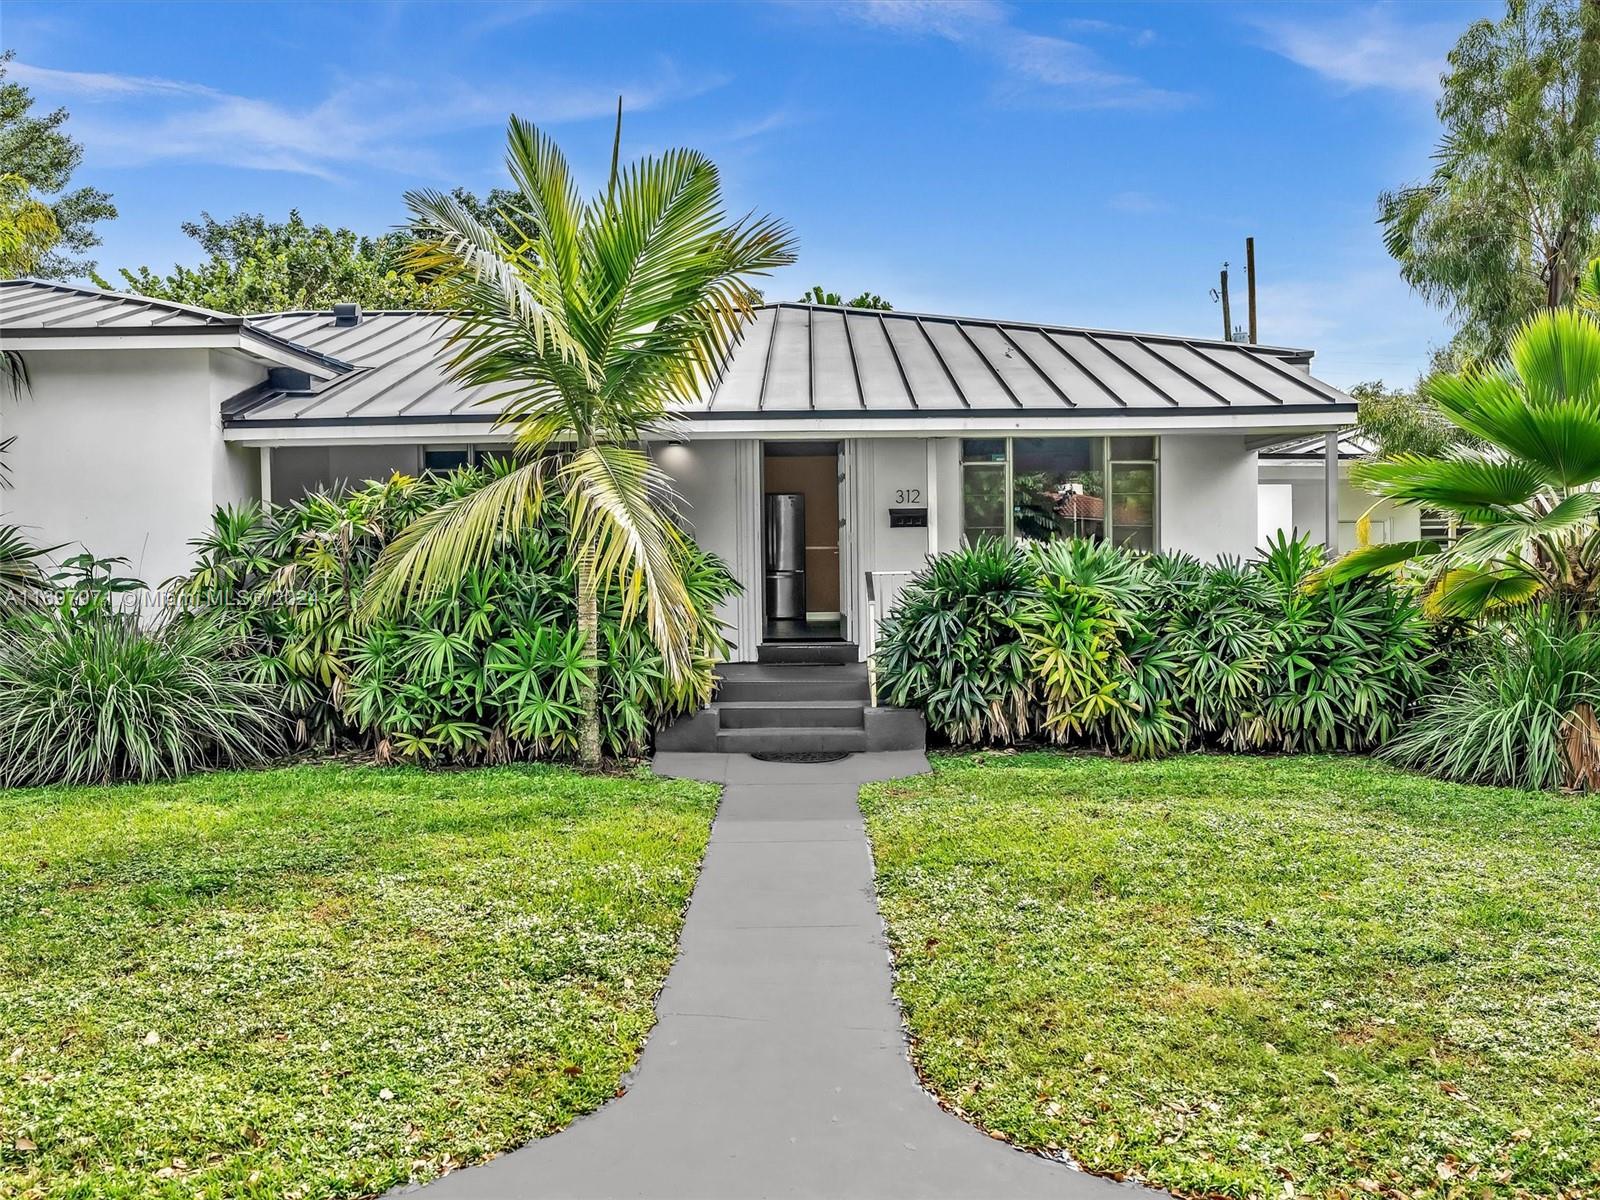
[
  {"left": 0, "top": 763, "right": 718, "bottom": 1199},
  {"left": 861, "top": 752, "right": 1600, "bottom": 1200}
]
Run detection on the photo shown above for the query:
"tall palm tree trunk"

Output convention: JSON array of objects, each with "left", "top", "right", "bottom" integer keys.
[{"left": 576, "top": 546, "right": 602, "bottom": 765}]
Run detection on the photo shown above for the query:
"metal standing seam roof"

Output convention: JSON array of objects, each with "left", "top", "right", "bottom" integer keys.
[
  {"left": 0, "top": 281, "right": 1357, "bottom": 426},
  {"left": 226, "top": 302, "right": 1357, "bottom": 428},
  {"left": 0, "top": 279, "right": 354, "bottom": 372},
  {"left": 1259, "top": 429, "right": 1376, "bottom": 460}
]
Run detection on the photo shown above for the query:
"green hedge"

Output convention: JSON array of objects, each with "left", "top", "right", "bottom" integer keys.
[
  {"left": 177, "top": 464, "right": 738, "bottom": 763},
  {"left": 875, "top": 533, "right": 1431, "bottom": 757}
]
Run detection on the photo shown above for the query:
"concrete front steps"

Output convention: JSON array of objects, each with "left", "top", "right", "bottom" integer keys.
[{"left": 656, "top": 646, "right": 925, "bottom": 756}]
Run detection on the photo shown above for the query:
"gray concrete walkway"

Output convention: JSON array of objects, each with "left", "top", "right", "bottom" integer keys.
[{"left": 403, "top": 752, "right": 1151, "bottom": 1199}]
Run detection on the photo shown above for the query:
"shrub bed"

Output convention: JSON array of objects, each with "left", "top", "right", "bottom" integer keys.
[
  {"left": 178, "top": 464, "right": 738, "bottom": 764},
  {"left": 875, "top": 533, "right": 1431, "bottom": 757}
]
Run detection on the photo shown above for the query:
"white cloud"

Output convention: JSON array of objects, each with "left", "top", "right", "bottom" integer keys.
[
  {"left": 9, "top": 58, "right": 723, "bottom": 182},
  {"left": 1058, "top": 16, "right": 1157, "bottom": 48},
  {"left": 813, "top": 0, "right": 1186, "bottom": 110},
  {"left": 1248, "top": 4, "right": 1459, "bottom": 95}
]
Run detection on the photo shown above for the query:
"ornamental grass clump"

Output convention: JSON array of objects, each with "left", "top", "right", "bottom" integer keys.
[
  {"left": 0, "top": 606, "right": 280, "bottom": 787},
  {"left": 1385, "top": 609, "right": 1600, "bottom": 790}
]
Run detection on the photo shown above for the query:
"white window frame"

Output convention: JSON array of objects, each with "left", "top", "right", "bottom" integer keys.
[{"left": 960, "top": 436, "right": 1160, "bottom": 547}]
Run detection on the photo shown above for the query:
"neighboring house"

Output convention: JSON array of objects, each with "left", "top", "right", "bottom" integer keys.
[
  {"left": 1257, "top": 430, "right": 1421, "bottom": 554},
  {"left": 1, "top": 279, "right": 1357, "bottom": 660}
]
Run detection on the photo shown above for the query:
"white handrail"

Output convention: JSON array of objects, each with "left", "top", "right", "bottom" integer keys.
[{"left": 864, "top": 570, "right": 914, "bottom": 706}]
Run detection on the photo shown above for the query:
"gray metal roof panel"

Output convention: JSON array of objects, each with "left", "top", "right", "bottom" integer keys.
[
  {"left": 226, "top": 302, "right": 1356, "bottom": 428},
  {"left": 1260, "top": 429, "right": 1375, "bottom": 459},
  {"left": 1, "top": 280, "right": 355, "bottom": 375},
  {"left": 0, "top": 278, "right": 238, "bottom": 328}
]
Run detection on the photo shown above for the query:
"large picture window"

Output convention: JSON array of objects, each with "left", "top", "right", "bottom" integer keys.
[{"left": 960, "top": 436, "right": 1158, "bottom": 549}]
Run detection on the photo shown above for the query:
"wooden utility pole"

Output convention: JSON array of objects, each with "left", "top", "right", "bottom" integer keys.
[
  {"left": 1245, "top": 236, "right": 1258, "bottom": 344},
  {"left": 1218, "top": 264, "right": 1233, "bottom": 340}
]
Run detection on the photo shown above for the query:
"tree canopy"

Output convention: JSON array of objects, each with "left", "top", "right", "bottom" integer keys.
[
  {"left": 1351, "top": 378, "right": 1475, "bottom": 461},
  {"left": 0, "top": 173, "right": 59, "bottom": 278},
  {"left": 106, "top": 187, "right": 537, "bottom": 314},
  {"left": 1379, "top": 0, "right": 1600, "bottom": 364},
  {"left": 365, "top": 114, "right": 796, "bottom": 763},
  {"left": 106, "top": 210, "right": 448, "bottom": 312},
  {"left": 800, "top": 285, "right": 892, "bottom": 310},
  {"left": 0, "top": 51, "right": 117, "bottom": 279}
]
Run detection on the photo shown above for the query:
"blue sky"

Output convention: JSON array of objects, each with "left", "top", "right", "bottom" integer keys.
[{"left": 7, "top": 0, "right": 1496, "bottom": 387}]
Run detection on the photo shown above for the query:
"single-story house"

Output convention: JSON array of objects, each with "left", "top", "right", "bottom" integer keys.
[{"left": 1, "top": 278, "right": 1355, "bottom": 660}]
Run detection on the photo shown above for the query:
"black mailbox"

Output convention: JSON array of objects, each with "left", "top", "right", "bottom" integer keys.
[{"left": 888, "top": 507, "right": 928, "bottom": 528}]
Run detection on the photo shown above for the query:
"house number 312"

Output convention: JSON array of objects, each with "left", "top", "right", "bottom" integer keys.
[{"left": 894, "top": 488, "right": 922, "bottom": 504}]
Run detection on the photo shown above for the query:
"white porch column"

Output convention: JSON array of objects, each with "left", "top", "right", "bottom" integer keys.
[
  {"left": 1323, "top": 431, "right": 1339, "bottom": 553},
  {"left": 259, "top": 446, "right": 274, "bottom": 508}
]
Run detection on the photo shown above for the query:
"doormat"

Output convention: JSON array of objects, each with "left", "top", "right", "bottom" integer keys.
[{"left": 750, "top": 751, "right": 852, "bottom": 764}]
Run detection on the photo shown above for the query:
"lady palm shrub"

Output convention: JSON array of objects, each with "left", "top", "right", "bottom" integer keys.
[
  {"left": 1385, "top": 610, "right": 1600, "bottom": 791},
  {"left": 1145, "top": 551, "right": 1273, "bottom": 747},
  {"left": 874, "top": 532, "right": 1428, "bottom": 760},
  {"left": 177, "top": 464, "right": 737, "bottom": 763},
  {"left": 1251, "top": 533, "right": 1430, "bottom": 752},
  {"left": 1018, "top": 539, "right": 1187, "bottom": 755},
  {"left": 874, "top": 538, "right": 1033, "bottom": 743},
  {"left": 0, "top": 605, "right": 280, "bottom": 787}
]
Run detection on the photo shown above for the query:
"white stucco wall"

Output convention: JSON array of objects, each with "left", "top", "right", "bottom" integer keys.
[
  {"left": 655, "top": 438, "right": 762, "bottom": 659},
  {"left": 1257, "top": 461, "right": 1422, "bottom": 554},
  {"left": 1158, "top": 435, "right": 1260, "bottom": 562},
  {"left": 836, "top": 438, "right": 935, "bottom": 649},
  {"left": 0, "top": 347, "right": 262, "bottom": 591}
]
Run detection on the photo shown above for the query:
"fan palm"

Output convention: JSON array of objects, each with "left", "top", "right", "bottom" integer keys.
[
  {"left": 1318, "top": 307, "right": 1600, "bottom": 620},
  {"left": 362, "top": 112, "right": 796, "bottom": 763}
]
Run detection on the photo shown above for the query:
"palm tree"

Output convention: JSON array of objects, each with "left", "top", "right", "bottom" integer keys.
[
  {"left": 1319, "top": 307, "right": 1600, "bottom": 620},
  {"left": 362, "top": 112, "right": 796, "bottom": 763}
]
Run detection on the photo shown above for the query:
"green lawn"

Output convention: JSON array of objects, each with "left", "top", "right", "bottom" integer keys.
[
  {"left": 862, "top": 753, "right": 1600, "bottom": 1200},
  {"left": 0, "top": 763, "right": 717, "bottom": 1199}
]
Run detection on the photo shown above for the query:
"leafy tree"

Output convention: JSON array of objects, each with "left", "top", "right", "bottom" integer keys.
[
  {"left": 106, "top": 210, "right": 452, "bottom": 312},
  {"left": 443, "top": 186, "right": 535, "bottom": 251},
  {"left": 0, "top": 51, "right": 117, "bottom": 278},
  {"left": 1351, "top": 379, "right": 1471, "bottom": 460},
  {"left": 0, "top": 173, "right": 58, "bottom": 277},
  {"left": 1322, "top": 308, "right": 1600, "bottom": 622},
  {"left": 800, "top": 284, "right": 893, "bottom": 310},
  {"left": 362, "top": 113, "right": 796, "bottom": 764},
  {"left": 106, "top": 185, "right": 537, "bottom": 313},
  {"left": 1379, "top": 0, "right": 1600, "bottom": 363}
]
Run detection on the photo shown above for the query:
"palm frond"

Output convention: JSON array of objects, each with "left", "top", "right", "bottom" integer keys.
[
  {"left": 1425, "top": 565, "right": 1544, "bottom": 618},
  {"left": 562, "top": 444, "right": 696, "bottom": 680},
  {"left": 1350, "top": 455, "right": 1549, "bottom": 510},
  {"left": 1449, "top": 492, "right": 1600, "bottom": 564},
  {"left": 1428, "top": 312, "right": 1600, "bottom": 487},
  {"left": 361, "top": 460, "right": 548, "bottom": 616},
  {"left": 1508, "top": 307, "right": 1600, "bottom": 410},
  {"left": 2, "top": 350, "right": 28, "bottom": 403},
  {"left": 0, "top": 523, "right": 58, "bottom": 612},
  {"left": 405, "top": 188, "right": 591, "bottom": 380},
  {"left": 1310, "top": 540, "right": 1440, "bottom": 588}
]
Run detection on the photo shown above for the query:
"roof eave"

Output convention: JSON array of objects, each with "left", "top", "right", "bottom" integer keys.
[{"left": 0, "top": 323, "right": 350, "bottom": 379}]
